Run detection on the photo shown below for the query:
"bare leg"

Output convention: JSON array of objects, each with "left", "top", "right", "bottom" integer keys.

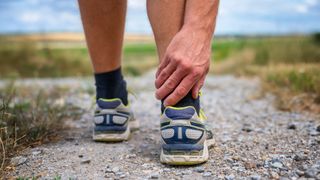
[
  {"left": 78, "top": 0, "right": 127, "bottom": 73},
  {"left": 147, "top": 0, "right": 200, "bottom": 112},
  {"left": 147, "top": 0, "right": 186, "bottom": 61}
]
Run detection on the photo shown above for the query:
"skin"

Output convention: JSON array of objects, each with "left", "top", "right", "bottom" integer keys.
[
  {"left": 78, "top": 0, "right": 219, "bottom": 106},
  {"left": 154, "top": 0, "right": 220, "bottom": 106},
  {"left": 78, "top": 0, "right": 127, "bottom": 73}
]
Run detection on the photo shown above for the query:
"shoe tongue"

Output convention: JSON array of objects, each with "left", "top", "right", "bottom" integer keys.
[
  {"left": 164, "top": 106, "right": 196, "bottom": 120},
  {"left": 97, "top": 98, "right": 121, "bottom": 109}
]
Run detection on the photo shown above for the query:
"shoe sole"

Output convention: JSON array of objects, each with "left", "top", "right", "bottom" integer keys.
[
  {"left": 93, "top": 119, "right": 139, "bottom": 142},
  {"left": 160, "top": 139, "right": 215, "bottom": 165}
]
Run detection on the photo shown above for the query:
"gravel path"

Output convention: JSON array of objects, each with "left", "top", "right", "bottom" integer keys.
[{"left": 6, "top": 72, "right": 320, "bottom": 179}]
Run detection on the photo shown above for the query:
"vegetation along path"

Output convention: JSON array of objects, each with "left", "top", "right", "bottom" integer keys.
[{"left": 5, "top": 71, "right": 320, "bottom": 179}]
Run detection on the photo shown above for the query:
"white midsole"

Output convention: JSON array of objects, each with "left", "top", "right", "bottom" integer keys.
[{"left": 160, "top": 140, "right": 212, "bottom": 165}]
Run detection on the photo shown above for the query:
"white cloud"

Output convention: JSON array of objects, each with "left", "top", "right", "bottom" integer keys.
[
  {"left": 295, "top": 4, "right": 308, "bottom": 13},
  {"left": 128, "top": 0, "right": 145, "bottom": 9},
  {"left": 305, "top": 0, "right": 318, "bottom": 6},
  {"left": 20, "top": 12, "right": 41, "bottom": 23},
  {"left": 1, "top": 0, "right": 319, "bottom": 34},
  {"left": 294, "top": 0, "right": 319, "bottom": 14}
]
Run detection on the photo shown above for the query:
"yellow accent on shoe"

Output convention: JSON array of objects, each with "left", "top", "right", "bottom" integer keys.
[{"left": 199, "top": 109, "right": 207, "bottom": 121}]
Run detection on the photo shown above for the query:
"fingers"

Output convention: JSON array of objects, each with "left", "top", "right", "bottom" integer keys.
[
  {"left": 155, "top": 62, "right": 176, "bottom": 89},
  {"left": 163, "top": 73, "right": 200, "bottom": 106},
  {"left": 156, "top": 56, "right": 169, "bottom": 78},
  {"left": 192, "top": 67, "right": 208, "bottom": 98},
  {"left": 192, "top": 75, "right": 205, "bottom": 99},
  {"left": 155, "top": 67, "right": 186, "bottom": 99}
]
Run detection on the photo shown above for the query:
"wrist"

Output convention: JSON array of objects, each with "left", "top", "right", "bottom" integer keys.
[
  {"left": 181, "top": 23, "right": 213, "bottom": 45},
  {"left": 182, "top": 21, "right": 213, "bottom": 38}
]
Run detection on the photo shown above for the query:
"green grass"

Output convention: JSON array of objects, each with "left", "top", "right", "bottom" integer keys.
[
  {"left": 0, "top": 40, "right": 160, "bottom": 77},
  {"left": 211, "top": 38, "right": 247, "bottom": 62},
  {"left": 264, "top": 65, "right": 320, "bottom": 96},
  {"left": 212, "top": 35, "right": 320, "bottom": 97},
  {"left": 0, "top": 34, "right": 319, "bottom": 108}
]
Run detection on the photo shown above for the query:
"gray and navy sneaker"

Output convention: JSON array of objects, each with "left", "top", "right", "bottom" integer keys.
[
  {"left": 93, "top": 98, "right": 139, "bottom": 142},
  {"left": 160, "top": 106, "right": 214, "bottom": 165}
]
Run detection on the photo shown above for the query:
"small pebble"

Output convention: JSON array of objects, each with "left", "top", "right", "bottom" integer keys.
[
  {"left": 296, "top": 169, "right": 304, "bottom": 176},
  {"left": 225, "top": 174, "right": 235, "bottom": 180},
  {"left": 11, "top": 156, "right": 28, "bottom": 166},
  {"left": 250, "top": 175, "right": 261, "bottom": 180},
  {"left": 81, "top": 159, "right": 91, "bottom": 164},
  {"left": 244, "top": 161, "right": 257, "bottom": 169},
  {"left": 293, "top": 154, "right": 308, "bottom": 161},
  {"left": 270, "top": 171, "right": 279, "bottom": 179},
  {"left": 270, "top": 159, "right": 284, "bottom": 169},
  {"left": 112, "top": 166, "right": 120, "bottom": 173},
  {"left": 287, "top": 123, "right": 296, "bottom": 130},
  {"left": 195, "top": 166, "right": 205, "bottom": 173},
  {"left": 149, "top": 172, "right": 159, "bottom": 179},
  {"left": 203, "top": 171, "right": 212, "bottom": 177},
  {"left": 32, "top": 150, "right": 42, "bottom": 156},
  {"left": 242, "top": 123, "right": 253, "bottom": 132},
  {"left": 304, "top": 167, "right": 318, "bottom": 178}
]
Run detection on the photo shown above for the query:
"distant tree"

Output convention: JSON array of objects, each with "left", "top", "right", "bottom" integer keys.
[{"left": 312, "top": 32, "right": 320, "bottom": 45}]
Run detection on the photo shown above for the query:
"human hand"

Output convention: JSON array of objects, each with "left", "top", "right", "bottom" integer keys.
[{"left": 155, "top": 25, "right": 212, "bottom": 106}]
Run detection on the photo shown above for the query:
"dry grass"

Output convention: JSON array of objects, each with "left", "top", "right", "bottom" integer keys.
[
  {"left": 1, "top": 34, "right": 319, "bottom": 113},
  {"left": 212, "top": 35, "right": 320, "bottom": 113},
  {"left": 0, "top": 82, "right": 83, "bottom": 175}
]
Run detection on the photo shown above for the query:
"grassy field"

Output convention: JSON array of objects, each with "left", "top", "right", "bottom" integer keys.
[
  {"left": 210, "top": 35, "right": 320, "bottom": 112},
  {"left": 1, "top": 34, "right": 319, "bottom": 110}
]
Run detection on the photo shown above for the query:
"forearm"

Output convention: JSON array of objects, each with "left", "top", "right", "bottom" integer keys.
[
  {"left": 183, "top": 0, "right": 219, "bottom": 42},
  {"left": 154, "top": 0, "right": 220, "bottom": 105}
]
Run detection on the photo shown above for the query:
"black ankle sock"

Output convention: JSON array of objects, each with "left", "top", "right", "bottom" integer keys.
[
  {"left": 161, "top": 92, "right": 200, "bottom": 115},
  {"left": 94, "top": 67, "right": 128, "bottom": 105}
]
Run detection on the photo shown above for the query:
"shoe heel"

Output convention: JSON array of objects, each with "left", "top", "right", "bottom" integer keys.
[
  {"left": 160, "top": 140, "right": 209, "bottom": 165},
  {"left": 93, "top": 125, "right": 131, "bottom": 142}
]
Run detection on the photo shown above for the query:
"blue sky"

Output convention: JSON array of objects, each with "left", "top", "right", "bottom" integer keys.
[{"left": 0, "top": 0, "right": 319, "bottom": 35}]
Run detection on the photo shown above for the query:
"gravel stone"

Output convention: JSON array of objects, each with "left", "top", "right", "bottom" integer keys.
[
  {"left": 195, "top": 166, "right": 205, "bottom": 173},
  {"left": 287, "top": 123, "right": 297, "bottom": 130},
  {"left": 202, "top": 171, "right": 212, "bottom": 177},
  {"left": 225, "top": 174, "right": 235, "bottom": 180},
  {"left": 250, "top": 175, "right": 261, "bottom": 180},
  {"left": 11, "top": 156, "right": 28, "bottom": 166},
  {"left": 304, "top": 167, "right": 319, "bottom": 178},
  {"left": 4, "top": 74, "right": 319, "bottom": 179},
  {"left": 112, "top": 167, "right": 120, "bottom": 173},
  {"left": 149, "top": 172, "right": 159, "bottom": 179},
  {"left": 80, "top": 159, "right": 91, "bottom": 164},
  {"left": 32, "top": 150, "right": 42, "bottom": 156}
]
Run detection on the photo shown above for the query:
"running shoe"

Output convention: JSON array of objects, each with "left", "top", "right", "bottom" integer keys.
[
  {"left": 160, "top": 106, "right": 214, "bottom": 165},
  {"left": 93, "top": 98, "right": 139, "bottom": 142}
]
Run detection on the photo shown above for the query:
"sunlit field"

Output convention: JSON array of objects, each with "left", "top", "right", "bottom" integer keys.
[{"left": 1, "top": 34, "right": 319, "bottom": 97}]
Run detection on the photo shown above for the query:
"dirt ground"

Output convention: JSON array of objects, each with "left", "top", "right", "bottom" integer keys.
[{"left": 5, "top": 71, "right": 320, "bottom": 179}]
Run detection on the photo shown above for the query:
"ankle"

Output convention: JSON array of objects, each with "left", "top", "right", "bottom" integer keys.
[
  {"left": 94, "top": 67, "right": 128, "bottom": 105},
  {"left": 161, "top": 92, "right": 200, "bottom": 115}
]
